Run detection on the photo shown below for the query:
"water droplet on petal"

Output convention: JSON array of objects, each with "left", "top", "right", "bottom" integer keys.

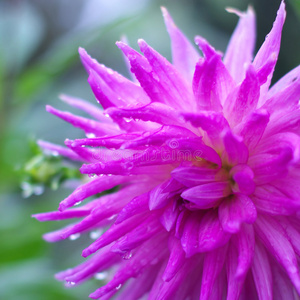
[
  {"left": 107, "top": 214, "right": 117, "bottom": 221},
  {"left": 86, "top": 133, "right": 96, "bottom": 138},
  {"left": 69, "top": 233, "right": 80, "bottom": 240},
  {"left": 122, "top": 251, "right": 133, "bottom": 260},
  {"left": 116, "top": 284, "right": 122, "bottom": 290},
  {"left": 88, "top": 173, "right": 97, "bottom": 179},
  {"left": 89, "top": 229, "right": 103, "bottom": 240},
  {"left": 94, "top": 272, "right": 108, "bottom": 280},
  {"left": 67, "top": 281, "right": 76, "bottom": 286},
  {"left": 124, "top": 118, "right": 131, "bottom": 123},
  {"left": 74, "top": 201, "right": 82, "bottom": 206}
]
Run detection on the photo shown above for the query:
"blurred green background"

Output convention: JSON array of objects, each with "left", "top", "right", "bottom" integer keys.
[{"left": 0, "top": 0, "right": 299, "bottom": 299}]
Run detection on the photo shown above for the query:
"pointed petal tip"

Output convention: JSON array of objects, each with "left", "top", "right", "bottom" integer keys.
[
  {"left": 78, "top": 47, "right": 87, "bottom": 56},
  {"left": 45, "top": 104, "right": 53, "bottom": 112},
  {"left": 137, "top": 38, "right": 147, "bottom": 51},
  {"left": 82, "top": 249, "right": 91, "bottom": 258}
]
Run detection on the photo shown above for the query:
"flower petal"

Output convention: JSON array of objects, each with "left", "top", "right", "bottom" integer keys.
[
  {"left": 222, "top": 129, "right": 249, "bottom": 166},
  {"left": 162, "top": 234, "right": 186, "bottom": 282},
  {"left": 46, "top": 105, "right": 119, "bottom": 136},
  {"left": 58, "top": 175, "right": 126, "bottom": 211},
  {"left": 37, "top": 140, "right": 83, "bottom": 161},
  {"left": 193, "top": 39, "right": 234, "bottom": 111},
  {"left": 138, "top": 39, "right": 195, "bottom": 110},
  {"left": 200, "top": 245, "right": 228, "bottom": 300},
  {"left": 255, "top": 215, "right": 300, "bottom": 294},
  {"left": 182, "top": 111, "right": 230, "bottom": 150},
  {"left": 219, "top": 195, "right": 257, "bottom": 233},
  {"left": 224, "top": 65, "right": 260, "bottom": 126},
  {"left": 234, "top": 109, "right": 270, "bottom": 151},
  {"left": 79, "top": 47, "right": 149, "bottom": 108},
  {"left": 59, "top": 94, "right": 112, "bottom": 122},
  {"left": 224, "top": 6, "right": 256, "bottom": 83},
  {"left": 198, "top": 210, "right": 231, "bottom": 252},
  {"left": 171, "top": 166, "right": 221, "bottom": 187},
  {"left": 251, "top": 241, "right": 273, "bottom": 299},
  {"left": 229, "top": 164, "right": 255, "bottom": 195},
  {"left": 253, "top": 1, "right": 286, "bottom": 100},
  {"left": 161, "top": 7, "right": 200, "bottom": 82},
  {"left": 181, "top": 182, "right": 231, "bottom": 209}
]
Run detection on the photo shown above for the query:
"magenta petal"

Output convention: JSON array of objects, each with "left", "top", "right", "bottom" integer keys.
[
  {"left": 110, "top": 214, "right": 162, "bottom": 254},
  {"left": 138, "top": 39, "right": 194, "bottom": 111},
  {"left": 79, "top": 47, "right": 149, "bottom": 107},
  {"left": 224, "top": 6, "right": 256, "bottom": 83},
  {"left": 180, "top": 212, "right": 201, "bottom": 257},
  {"left": 37, "top": 140, "right": 83, "bottom": 161},
  {"left": 224, "top": 65, "right": 260, "bottom": 126},
  {"left": 58, "top": 175, "right": 126, "bottom": 211},
  {"left": 182, "top": 111, "right": 229, "bottom": 149},
  {"left": 233, "top": 224, "right": 255, "bottom": 279},
  {"left": 234, "top": 109, "right": 270, "bottom": 151},
  {"left": 59, "top": 94, "right": 112, "bottom": 122},
  {"left": 192, "top": 48, "right": 233, "bottom": 112},
  {"left": 268, "top": 64, "right": 300, "bottom": 97},
  {"left": 46, "top": 105, "right": 119, "bottom": 136},
  {"left": 253, "top": 185, "right": 300, "bottom": 216},
  {"left": 272, "top": 260, "right": 297, "bottom": 300},
  {"left": 115, "top": 264, "right": 161, "bottom": 300},
  {"left": 250, "top": 146, "right": 293, "bottom": 185},
  {"left": 82, "top": 212, "right": 147, "bottom": 258},
  {"left": 89, "top": 233, "right": 168, "bottom": 299},
  {"left": 32, "top": 207, "right": 91, "bottom": 221},
  {"left": 106, "top": 102, "right": 182, "bottom": 126},
  {"left": 251, "top": 241, "right": 273, "bottom": 299},
  {"left": 222, "top": 129, "right": 249, "bottom": 166},
  {"left": 115, "top": 192, "right": 149, "bottom": 224},
  {"left": 171, "top": 166, "right": 220, "bottom": 188},
  {"left": 200, "top": 245, "right": 228, "bottom": 300},
  {"left": 181, "top": 182, "right": 231, "bottom": 209},
  {"left": 262, "top": 74, "right": 300, "bottom": 114},
  {"left": 162, "top": 234, "right": 186, "bottom": 282},
  {"left": 161, "top": 7, "right": 200, "bottom": 82},
  {"left": 198, "top": 210, "right": 231, "bottom": 252},
  {"left": 230, "top": 164, "right": 255, "bottom": 195},
  {"left": 149, "top": 179, "right": 182, "bottom": 211},
  {"left": 219, "top": 195, "right": 257, "bottom": 233},
  {"left": 159, "top": 200, "right": 180, "bottom": 232},
  {"left": 55, "top": 245, "right": 119, "bottom": 284},
  {"left": 253, "top": 1, "right": 286, "bottom": 100},
  {"left": 226, "top": 244, "right": 245, "bottom": 299},
  {"left": 255, "top": 215, "right": 300, "bottom": 294}
]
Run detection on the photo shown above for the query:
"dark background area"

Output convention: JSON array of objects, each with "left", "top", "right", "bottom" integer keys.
[{"left": 0, "top": 0, "right": 299, "bottom": 299}]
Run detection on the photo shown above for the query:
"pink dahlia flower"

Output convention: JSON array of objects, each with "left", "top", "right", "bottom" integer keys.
[{"left": 34, "top": 1, "right": 300, "bottom": 299}]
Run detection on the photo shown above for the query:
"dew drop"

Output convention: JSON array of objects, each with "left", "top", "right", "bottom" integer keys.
[
  {"left": 94, "top": 272, "right": 108, "bottom": 280},
  {"left": 116, "top": 284, "right": 122, "bottom": 290},
  {"left": 88, "top": 173, "right": 97, "bottom": 179},
  {"left": 124, "top": 118, "right": 132, "bottom": 123},
  {"left": 122, "top": 251, "right": 133, "bottom": 260},
  {"left": 86, "top": 133, "right": 96, "bottom": 138},
  {"left": 89, "top": 229, "right": 103, "bottom": 240},
  {"left": 67, "top": 281, "right": 76, "bottom": 286},
  {"left": 69, "top": 233, "right": 80, "bottom": 240},
  {"left": 74, "top": 201, "right": 82, "bottom": 206}
]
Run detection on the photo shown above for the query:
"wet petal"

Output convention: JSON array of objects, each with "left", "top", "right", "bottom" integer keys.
[
  {"left": 161, "top": 7, "right": 200, "bottom": 82},
  {"left": 224, "top": 6, "right": 256, "bottom": 83}
]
